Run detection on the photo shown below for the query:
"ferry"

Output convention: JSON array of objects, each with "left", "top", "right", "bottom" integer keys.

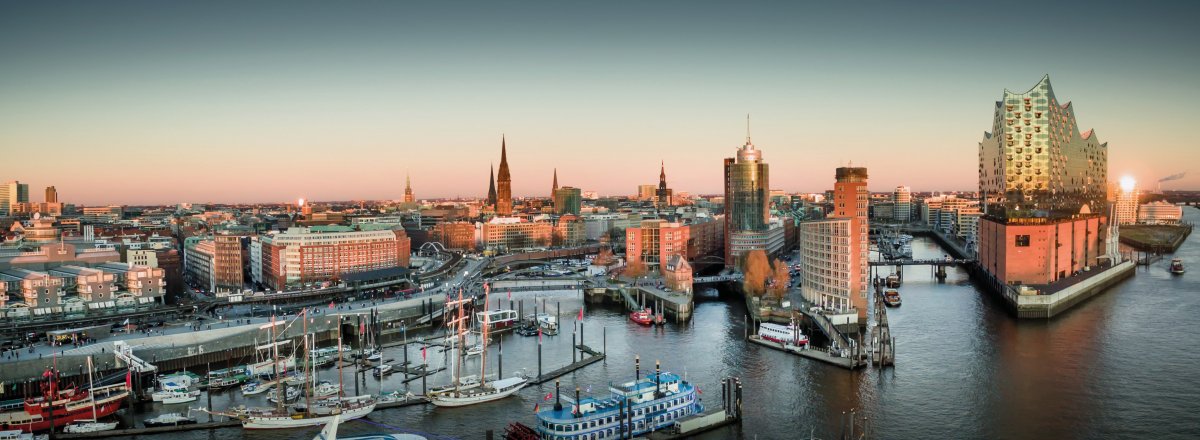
[
  {"left": 534, "top": 359, "right": 701, "bottom": 439},
  {"left": 757, "top": 322, "right": 809, "bottom": 347},
  {"left": 883, "top": 289, "right": 902, "bottom": 307},
  {"left": 1170, "top": 258, "right": 1185, "bottom": 274},
  {"left": 629, "top": 309, "right": 654, "bottom": 326}
]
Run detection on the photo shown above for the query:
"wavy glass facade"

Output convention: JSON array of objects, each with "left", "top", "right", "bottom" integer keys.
[
  {"left": 978, "top": 75, "right": 1108, "bottom": 220},
  {"left": 723, "top": 136, "right": 770, "bottom": 266}
]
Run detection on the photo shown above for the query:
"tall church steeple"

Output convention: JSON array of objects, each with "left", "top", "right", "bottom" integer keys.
[
  {"left": 404, "top": 172, "right": 414, "bottom": 203},
  {"left": 656, "top": 161, "right": 672, "bottom": 210},
  {"left": 496, "top": 135, "right": 513, "bottom": 216},
  {"left": 552, "top": 168, "right": 559, "bottom": 200},
  {"left": 487, "top": 163, "right": 497, "bottom": 206}
]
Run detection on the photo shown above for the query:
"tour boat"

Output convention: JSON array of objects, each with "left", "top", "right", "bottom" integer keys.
[
  {"left": 884, "top": 289, "right": 902, "bottom": 307},
  {"left": 534, "top": 359, "right": 701, "bottom": 439},
  {"left": 143, "top": 413, "right": 197, "bottom": 428},
  {"left": 475, "top": 309, "right": 519, "bottom": 331},
  {"left": 428, "top": 288, "right": 528, "bottom": 408},
  {"left": 62, "top": 420, "right": 118, "bottom": 433},
  {"left": 629, "top": 308, "right": 654, "bottom": 326},
  {"left": 1170, "top": 258, "right": 1185, "bottom": 274},
  {"left": 160, "top": 390, "right": 200, "bottom": 405},
  {"left": 758, "top": 321, "right": 809, "bottom": 346}
]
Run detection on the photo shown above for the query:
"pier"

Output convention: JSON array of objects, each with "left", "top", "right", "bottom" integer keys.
[
  {"left": 586, "top": 285, "right": 693, "bottom": 323},
  {"left": 529, "top": 343, "right": 605, "bottom": 385}
]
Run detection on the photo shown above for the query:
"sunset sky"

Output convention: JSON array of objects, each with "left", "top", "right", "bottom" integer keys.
[{"left": 2, "top": 1, "right": 1198, "bottom": 205}]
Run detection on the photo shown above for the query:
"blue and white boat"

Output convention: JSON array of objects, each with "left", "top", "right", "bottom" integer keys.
[{"left": 535, "top": 359, "right": 701, "bottom": 439}]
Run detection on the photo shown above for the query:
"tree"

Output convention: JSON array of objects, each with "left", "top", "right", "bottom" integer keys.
[
  {"left": 741, "top": 250, "right": 770, "bottom": 297},
  {"left": 767, "top": 258, "right": 790, "bottom": 300},
  {"left": 594, "top": 247, "right": 615, "bottom": 266},
  {"left": 625, "top": 258, "right": 648, "bottom": 280}
]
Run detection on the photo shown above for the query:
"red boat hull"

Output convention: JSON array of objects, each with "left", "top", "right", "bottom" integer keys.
[
  {"left": 2, "top": 398, "right": 124, "bottom": 433},
  {"left": 629, "top": 313, "right": 653, "bottom": 326}
]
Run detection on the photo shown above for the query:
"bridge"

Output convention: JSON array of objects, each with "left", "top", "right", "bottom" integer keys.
[
  {"left": 868, "top": 258, "right": 975, "bottom": 267},
  {"left": 693, "top": 274, "right": 743, "bottom": 284}
]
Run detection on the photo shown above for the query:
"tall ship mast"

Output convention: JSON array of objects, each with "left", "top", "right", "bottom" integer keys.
[{"left": 428, "top": 284, "right": 528, "bottom": 407}]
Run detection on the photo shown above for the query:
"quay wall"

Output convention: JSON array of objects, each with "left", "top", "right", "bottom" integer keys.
[{"left": 0, "top": 296, "right": 447, "bottom": 395}]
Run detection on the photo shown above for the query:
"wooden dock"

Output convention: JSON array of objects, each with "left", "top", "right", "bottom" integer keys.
[
  {"left": 747, "top": 335, "right": 865, "bottom": 370},
  {"left": 529, "top": 344, "right": 605, "bottom": 385}
]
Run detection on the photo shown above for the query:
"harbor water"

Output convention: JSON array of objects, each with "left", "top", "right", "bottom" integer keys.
[{"left": 110, "top": 210, "right": 1200, "bottom": 440}]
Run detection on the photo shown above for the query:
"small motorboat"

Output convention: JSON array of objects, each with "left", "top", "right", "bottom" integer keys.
[
  {"left": 143, "top": 412, "right": 198, "bottom": 428},
  {"left": 161, "top": 390, "right": 201, "bottom": 404},
  {"left": 372, "top": 364, "right": 393, "bottom": 378},
  {"left": 883, "top": 289, "right": 902, "bottom": 307},
  {"left": 465, "top": 344, "right": 484, "bottom": 357},
  {"left": 629, "top": 308, "right": 653, "bottom": 326},
  {"left": 268, "top": 386, "right": 301, "bottom": 404},
  {"left": 62, "top": 420, "right": 118, "bottom": 433},
  {"left": 312, "top": 381, "right": 341, "bottom": 397},
  {"left": 1170, "top": 258, "right": 1185, "bottom": 274}
]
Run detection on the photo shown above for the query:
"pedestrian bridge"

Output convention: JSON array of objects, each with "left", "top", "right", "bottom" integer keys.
[
  {"left": 693, "top": 274, "right": 743, "bottom": 284},
  {"left": 868, "top": 258, "right": 976, "bottom": 267}
]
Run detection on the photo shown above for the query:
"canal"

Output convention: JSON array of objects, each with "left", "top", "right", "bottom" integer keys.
[{"left": 111, "top": 210, "right": 1200, "bottom": 440}]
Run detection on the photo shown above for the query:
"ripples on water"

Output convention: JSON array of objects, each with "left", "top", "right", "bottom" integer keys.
[{"left": 116, "top": 211, "right": 1200, "bottom": 440}]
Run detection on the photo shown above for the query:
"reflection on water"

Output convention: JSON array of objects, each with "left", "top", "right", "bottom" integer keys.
[{"left": 114, "top": 211, "right": 1200, "bottom": 440}]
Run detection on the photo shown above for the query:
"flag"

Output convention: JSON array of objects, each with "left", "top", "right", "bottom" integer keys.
[
  {"left": 577, "top": 308, "right": 583, "bottom": 321},
  {"left": 507, "top": 290, "right": 511, "bottom": 301},
  {"left": 360, "top": 322, "right": 366, "bottom": 334},
  {"left": 421, "top": 346, "right": 427, "bottom": 360},
  {"left": 125, "top": 370, "right": 132, "bottom": 389},
  {"left": 328, "top": 301, "right": 335, "bottom": 309},
  {"left": 538, "top": 328, "right": 542, "bottom": 343},
  {"left": 532, "top": 403, "right": 540, "bottom": 413},
  {"left": 697, "top": 387, "right": 702, "bottom": 395},
  {"left": 544, "top": 392, "right": 553, "bottom": 401}
]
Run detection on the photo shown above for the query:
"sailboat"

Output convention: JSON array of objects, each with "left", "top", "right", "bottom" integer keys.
[
  {"left": 428, "top": 286, "right": 528, "bottom": 407},
  {"left": 226, "top": 310, "right": 376, "bottom": 429},
  {"left": 62, "top": 357, "right": 119, "bottom": 433}
]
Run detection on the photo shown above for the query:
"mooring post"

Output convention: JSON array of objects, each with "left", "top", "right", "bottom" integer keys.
[{"left": 206, "top": 362, "right": 213, "bottom": 422}]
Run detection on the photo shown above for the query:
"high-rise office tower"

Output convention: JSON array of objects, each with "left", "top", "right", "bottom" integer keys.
[
  {"left": 554, "top": 187, "right": 582, "bottom": 216},
  {"left": 45, "top": 186, "right": 58, "bottom": 204},
  {"left": 892, "top": 186, "right": 911, "bottom": 222},
  {"left": 977, "top": 76, "right": 1109, "bottom": 287},
  {"left": 404, "top": 174, "right": 415, "bottom": 203},
  {"left": 1, "top": 181, "right": 30, "bottom": 216},
  {"left": 496, "top": 136, "right": 513, "bottom": 216},
  {"left": 656, "top": 162, "right": 673, "bottom": 210},
  {"left": 723, "top": 117, "right": 778, "bottom": 267}
]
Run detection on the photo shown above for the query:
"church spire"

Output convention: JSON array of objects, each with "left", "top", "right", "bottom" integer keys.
[{"left": 487, "top": 163, "right": 497, "bottom": 206}]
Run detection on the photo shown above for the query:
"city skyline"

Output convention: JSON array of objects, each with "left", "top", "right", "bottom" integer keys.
[{"left": 3, "top": 1, "right": 1199, "bottom": 205}]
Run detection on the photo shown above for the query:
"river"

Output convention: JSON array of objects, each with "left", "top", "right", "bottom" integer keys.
[{"left": 112, "top": 209, "right": 1200, "bottom": 440}]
